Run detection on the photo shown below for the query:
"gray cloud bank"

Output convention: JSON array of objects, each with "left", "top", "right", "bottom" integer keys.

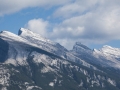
[{"left": 0, "top": 0, "right": 72, "bottom": 16}]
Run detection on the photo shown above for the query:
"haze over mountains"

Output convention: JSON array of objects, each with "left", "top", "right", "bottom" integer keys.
[{"left": 0, "top": 28, "right": 120, "bottom": 90}]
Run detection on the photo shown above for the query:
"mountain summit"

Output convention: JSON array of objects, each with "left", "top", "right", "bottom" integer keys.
[
  {"left": 18, "top": 28, "right": 54, "bottom": 44},
  {"left": 0, "top": 28, "right": 120, "bottom": 90}
]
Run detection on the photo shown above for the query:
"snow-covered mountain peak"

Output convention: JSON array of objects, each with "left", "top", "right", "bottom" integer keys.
[
  {"left": 18, "top": 28, "right": 39, "bottom": 37},
  {"left": 94, "top": 45, "right": 120, "bottom": 55},
  {"left": 93, "top": 45, "right": 120, "bottom": 68},
  {"left": 18, "top": 28, "right": 54, "bottom": 44},
  {"left": 18, "top": 28, "right": 31, "bottom": 35},
  {"left": 73, "top": 42, "right": 91, "bottom": 52},
  {"left": 102, "top": 45, "right": 113, "bottom": 49},
  {"left": 100, "top": 45, "right": 120, "bottom": 56}
]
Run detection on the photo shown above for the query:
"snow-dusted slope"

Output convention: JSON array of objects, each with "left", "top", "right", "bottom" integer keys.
[
  {"left": 93, "top": 45, "right": 120, "bottom": 68},
  {"left": 0, "top": 50, "right": 118, "bottom": 90}
]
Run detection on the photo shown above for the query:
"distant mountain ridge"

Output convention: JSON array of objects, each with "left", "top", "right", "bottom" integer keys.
[{"left": 0, "top": 28, "right": 120, "bottom": 90}]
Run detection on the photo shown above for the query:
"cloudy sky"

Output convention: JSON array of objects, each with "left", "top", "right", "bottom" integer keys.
[{"left": 0, "top": 0, "right": 120, "bottom": 49}]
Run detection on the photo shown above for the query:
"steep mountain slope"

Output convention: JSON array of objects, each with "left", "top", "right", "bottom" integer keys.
[
  {"left": 71, "top": 42, "right": 102, "bottom": 67},
  {"left": 18, "top": 28, "right": 97, "bottom": 69},
  {"left": 0, "top": 29, "right": 120, "bottom": 90}
]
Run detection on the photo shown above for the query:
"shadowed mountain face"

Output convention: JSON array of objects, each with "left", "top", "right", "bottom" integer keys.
[
  {"left": 0, "top": 28, "right": 120, "bottom": 90},
  {"left": 0, "top": 38, "right": 9, "bottom": 62}
]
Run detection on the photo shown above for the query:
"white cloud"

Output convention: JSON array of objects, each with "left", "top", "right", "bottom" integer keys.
[
  {"left": 24, "top": 0, "right": 120, "bottom": 49},
  {"left": 25, "top": 18, "right": 49, "bottom": 36},
  {"left": 0, "top": 0, "right": 73, "bottom": 16},
  {"left": 53, "top": 0, "right": 99, "bottom": 18},
  {"left": 51, "top": 0, "right": 120, "bottom": 49},
  {"left": 53, "top": 0, "right": 120, "bottom": 19}
]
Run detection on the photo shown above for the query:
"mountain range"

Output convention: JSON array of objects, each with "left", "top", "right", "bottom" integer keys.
[{"left": 0, "top": 28, "right": 120, "bottom": 90}]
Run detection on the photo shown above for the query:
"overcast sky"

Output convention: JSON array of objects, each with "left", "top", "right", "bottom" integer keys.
[{"left": 0, "top": 0, "right": 120, "bottom": 49}]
